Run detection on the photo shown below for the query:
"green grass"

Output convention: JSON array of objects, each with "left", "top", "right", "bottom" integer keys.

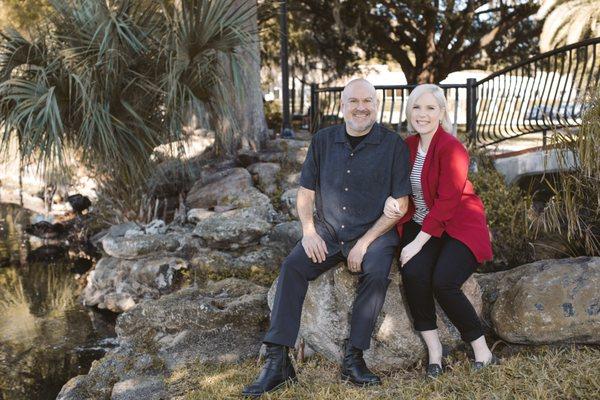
[{"left": 168, "top": 345, "right": 600, "bottom": 400}]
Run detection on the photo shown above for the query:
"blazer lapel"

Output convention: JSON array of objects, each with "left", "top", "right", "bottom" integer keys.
[{"left": 420, "top": 125, "right": 444, "bottom": 208}]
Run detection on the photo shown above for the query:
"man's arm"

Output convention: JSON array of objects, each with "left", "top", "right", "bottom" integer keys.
[
  {"left": 347, "top": 195, "right": 409, "bottom": 272},
  {"left": 297, "top": 187, "right": 328, "bottom": 263}
]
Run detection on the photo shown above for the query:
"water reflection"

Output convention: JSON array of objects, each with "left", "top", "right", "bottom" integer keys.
[{"left": 0, "top": 204, "right": 115, "bottom": 400}]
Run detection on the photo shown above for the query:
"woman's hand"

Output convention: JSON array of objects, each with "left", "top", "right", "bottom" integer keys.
[
  {"left": 400, "top": 239, "right": 423, "bottom": 267},
  {"left": 384, "top": 196, "right": 404, "bottom": 219}
]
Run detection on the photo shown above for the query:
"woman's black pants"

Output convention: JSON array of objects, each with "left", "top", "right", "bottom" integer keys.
[{"left": 400, "top": 220, "right": 483, "bottom": 342}]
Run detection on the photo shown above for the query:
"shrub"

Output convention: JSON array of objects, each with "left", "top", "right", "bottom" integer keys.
[
  {"left": 470, "top": 152, "right": 535, "bottom": 270},
  {"left": 531, "top": 91, "right": 600, "bottom": 256}
]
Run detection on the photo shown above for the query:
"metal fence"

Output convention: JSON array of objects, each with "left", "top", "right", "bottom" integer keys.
[
  {"left": 474, "top": 37, "right": 600, "bottom": 145},
  {"left": 308, "top": 37, "right": 600, "bottom": 146}
]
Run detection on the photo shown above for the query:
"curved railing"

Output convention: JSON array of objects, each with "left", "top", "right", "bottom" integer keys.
[{"left": 473, "top": 36, "right": 600, "bottom": 145}]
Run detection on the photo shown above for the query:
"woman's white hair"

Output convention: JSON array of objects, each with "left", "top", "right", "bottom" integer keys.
[{"left": 405, "top": 84, "right": 454, "bottom": 135}]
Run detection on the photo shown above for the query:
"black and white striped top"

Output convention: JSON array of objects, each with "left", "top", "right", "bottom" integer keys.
[{"left": 410, "top": 146, "right": 429, "bottom": 224}]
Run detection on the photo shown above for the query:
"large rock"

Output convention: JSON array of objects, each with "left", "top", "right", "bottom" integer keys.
[
  {"left": 101, "top": 234, "right": 180, "bottom": 259},
  {"left": 117, "top": 278, "right": 269, "bottom": 367},
  {"left": 280, "top": 172, "right": 301, "bottom": 192},
  {"left": 83, "top": 255, "right": 188, "bottom": 313},
  {"left": 189, "top": 248, "right": 235, "bottom": 279},
  {"left": 265, "top": 138, "right": 309, "bottom": 163},
  {"left": 268, "top": 266, "right": 482, "bottom": 370},
  {"left": 260, "top": 221, "right": 302, "bottom": 254},
  {"left": 186, "top": 208, "right": 215, "bottom": 223},
  {"left": 280, "top": 188, "right": 298, "bottom": 219},
  {"left": 59, "top": 278, "right": 269, "bottom": 400},
  {"left": 193, "top": 206, "right": 272, "bottom": 249},
  {"left": 186, "top": 167, "right": 253, "bottom": 209},
  {"left": 247, "top": 162, "right": 281, "bottom": 196},
  {"left": 475, "top": 257, "right": 600, "bottom": 344},
  {"left": 232, "top": 247, "right": 283, "bottom": 274}
]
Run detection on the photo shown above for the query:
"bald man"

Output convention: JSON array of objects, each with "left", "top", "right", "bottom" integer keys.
[{"left": 243, "top": 79, "right": 412, "bottom": 397}]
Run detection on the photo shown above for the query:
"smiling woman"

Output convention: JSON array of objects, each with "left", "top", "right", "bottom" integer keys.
[{"left": 386, "top": 83, "right": 496, "bottom": 378}]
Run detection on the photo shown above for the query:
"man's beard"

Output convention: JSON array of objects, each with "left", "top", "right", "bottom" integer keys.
[{"left": 346, "top": 117, "right": 375, "bottom": 133}]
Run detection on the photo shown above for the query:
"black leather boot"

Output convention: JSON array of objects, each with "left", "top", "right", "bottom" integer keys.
[
  {"left": 242, "top": 344, "right": 297, "bottom": 398},
  {"left": 340, "top": 340, "right": 381, "bottom": 386}
]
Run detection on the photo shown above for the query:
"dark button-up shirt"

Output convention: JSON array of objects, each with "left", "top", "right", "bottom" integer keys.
[{"left": 299, "top": 123, "right": 412, "bottom": 255}]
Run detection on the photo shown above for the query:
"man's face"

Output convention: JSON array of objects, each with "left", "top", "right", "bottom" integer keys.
[{"left": 341, "top": 82, "right": 378, "bottom": 134}]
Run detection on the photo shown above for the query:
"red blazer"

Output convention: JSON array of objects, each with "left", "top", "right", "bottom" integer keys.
[{"left": 396, "top": 126, "right": 493, "bottom": 263}]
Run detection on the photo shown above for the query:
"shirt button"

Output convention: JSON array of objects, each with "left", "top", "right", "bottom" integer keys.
[
  {"left": 341, "top": 225, "right": 345, "bottom": 229},
  {"left": 342, "top": 206, "right": 346, "bottom": 210},
  {"left": 341, "top": 241, "right": 345, "bottom": 245},
  {"left": 346, "top": 170, "right": 351, "bottom": 174},
  {"left": 350, "top": 153, "right": 354, "bottom": 156},
  {"left": 344, "top": 187, "right": 348, "bottom": 191}
]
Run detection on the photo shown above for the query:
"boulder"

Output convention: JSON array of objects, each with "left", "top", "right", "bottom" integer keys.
[
  {"left": 232, "top": 247, "right": 283, "bottom": 274},
  {"left": 280, "top": 188, "right": 298, "bottom": 219},
  {"left": 229, "top": 187, "right": 276, "bottom": 221},
  {"left": 59, "top": 278, "right": 269, "bottom": 400},
  {"left": 260, "top": 221, "right": 302, "bottom": 254},
  {"left": 186, "top": 208, "right": 215, "bottom": 223},
  {"left": 108, "top": 222, "right": 141, "bottom": 238},
  {"left": 83, "top": 255, "right": 188, "bottom": 313},
  {"left": 144, "top": 219, "right": 167, "bottom": 235},
  {"left": 186, "top": 167, "right": 253, "bottom": 209},
  {"left": 247, "top": 162, "right": 281, "bottom": 196},
  {"left": 193, "top": 206, "right": 272, "bottom": 250},
  {"left": 267, "top": 265, "right": 483, "bottom": 370},
  {"left": 111, "top": 376, "right": 167, "bottom": 400},
  {"left": 101, "top": 234, "right": 180, "bottom": 259},
  {"left": 280, "top": 172, "right": 301, "bottom": 192},
  {"left": 190, "top": 248, "right": 235, "bottom": 277},
  {"left": 117, "top": 278, "right": 269, "bottom": 368},
  {"left": 475, "top": 257, "right": 600, "bottom": 344}
]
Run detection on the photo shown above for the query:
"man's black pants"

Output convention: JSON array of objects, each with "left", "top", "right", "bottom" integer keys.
[
  {"left": 400, "top": 220, "right": 483, "bottom": 342},
  {"left": 264, "top": 238, "right": 396, "bottom": 350}
]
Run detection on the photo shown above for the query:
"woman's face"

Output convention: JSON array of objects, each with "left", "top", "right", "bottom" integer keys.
[{"left": 410, "top": 92, "right": 444, "bottom": 136}]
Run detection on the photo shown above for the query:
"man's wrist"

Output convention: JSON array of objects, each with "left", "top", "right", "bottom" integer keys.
[
  {"left": 302, "top": 223, "right": 317, "bottom": 235},
  {"left": 357, "top": 237, "right": 372, "bottom": 249}
]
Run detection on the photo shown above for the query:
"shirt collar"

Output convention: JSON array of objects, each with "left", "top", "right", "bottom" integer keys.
[{"left": 334, "top": 123, "right": 383, "bottom": 144}]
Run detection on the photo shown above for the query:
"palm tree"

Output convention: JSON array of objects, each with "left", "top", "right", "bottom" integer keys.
[
  {"left": 537, "top": 0, "right": 600, "bottom": 52},
  {"left": 0, "top": 0, "right": 264, "bottom": 191}
]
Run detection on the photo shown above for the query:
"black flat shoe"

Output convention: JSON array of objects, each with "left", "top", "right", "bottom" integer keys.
[
  {"left": 473, "top": 354, "right": 500, "bottom": 371},
  {"left": 426, "top": 363, "right": 443, "bottom": 379}
]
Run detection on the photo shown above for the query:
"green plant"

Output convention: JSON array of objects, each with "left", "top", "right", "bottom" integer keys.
[
  {"left": 0, "top": 0, "right": 256, "bottom": 200},
  {"left": 264, "top": 99, "right": 282, "bottom": 130},
  {"left": 531, "top": 91, "right": 600, "bottom": 256},
  {"left": 470, "top": 152, "right": 534, "bottom": 270}
]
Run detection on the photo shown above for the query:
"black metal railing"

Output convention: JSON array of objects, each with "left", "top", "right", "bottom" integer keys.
[
  {"left": 473, "top": 36, "right": 600, "bottom": 145},
  {"left": 307, "top": 36, "right": 600, "bottom": 146}
]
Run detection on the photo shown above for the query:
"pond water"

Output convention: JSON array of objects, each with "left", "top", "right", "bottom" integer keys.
[{"left": 0, "top": 204, "right": 116, "bottom": 400}]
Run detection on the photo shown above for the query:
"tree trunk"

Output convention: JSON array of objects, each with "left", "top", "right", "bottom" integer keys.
[
  {"left": 227, "top": 0, "right": 268, "bottom": 153},
  {"left": 179, "top": 0, "right": 268, "bottom": 156}
]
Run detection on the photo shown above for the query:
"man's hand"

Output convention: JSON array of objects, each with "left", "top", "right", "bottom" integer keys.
[
  {"left": 302, "top": 231, "right": 328, "bottom": 263},
  {"left": 383, "top": 196, "right": 404, "bottom": 219},
  {"left": 400, "top": 239, "right": 422, "bottom": 267},
  {"left": 347, "top": 239, "right": 369, "bottom": 273}
]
